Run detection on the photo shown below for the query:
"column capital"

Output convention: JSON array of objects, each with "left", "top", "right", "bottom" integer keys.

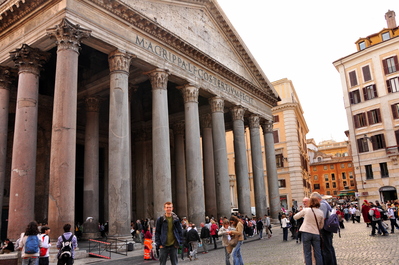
[
  {"left": 249, "top": 114, "right": 260, "bottom": 129},
  {"left": 177, "top": 84, "right": 199, "bottom": 103},
  {"left": 9, "top": 44, "right": 50, "bottom": 76},
  {"left": 47, "top": 18, "right": 91, "bottom": 54},
  {"left": 172, "top": 121, "right": 185, "bottom": 135},
  {"left": 85, "top": 96, "right": 101, "bottom": 112},
  {"left": 200, "top": 113, "right": 212, "bottom": 129},
  {"left": 261, "top": 119, "right": 274, "bottom": 133},
  {"left": 108, "top": 50, "right": 133, "bottom": 74},
  {"left": 209, "top": 96, "right": 224, "bottom": 113},
  {"left": 230, "top": 106, "right": 245, "bottom": 121},
  {"left": 0, "top": 66, "right": 16, "bottom": 90},
  {"left": 145, "top": 69, "right": 169, "bottom": 91}
]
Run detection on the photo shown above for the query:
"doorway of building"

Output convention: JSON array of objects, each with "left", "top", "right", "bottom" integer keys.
[{"left": 379, "top": 186, "right": 397, "bottom": 202}]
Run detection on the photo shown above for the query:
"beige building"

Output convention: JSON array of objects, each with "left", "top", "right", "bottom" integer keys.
[{"left": 333, "top": 10, "right": 399, "bottom": 203}]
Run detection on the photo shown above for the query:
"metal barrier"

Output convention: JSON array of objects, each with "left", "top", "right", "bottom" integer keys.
[
  {"left": 106, "top": 238, "right": 128, "bottom": 256},
  {"left": 88, "top": 239, "right": 112, "bottom": 259}
]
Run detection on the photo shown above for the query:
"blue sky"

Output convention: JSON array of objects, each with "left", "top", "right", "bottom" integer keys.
[{"left": 217, "top": 0, "right": 398, "bottom": 143}]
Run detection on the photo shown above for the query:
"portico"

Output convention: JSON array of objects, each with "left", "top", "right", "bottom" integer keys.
[{"left": 0, "top": 0, "right": 280, "bottom": 241}]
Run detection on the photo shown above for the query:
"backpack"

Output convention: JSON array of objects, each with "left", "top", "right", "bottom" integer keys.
[
  {"left": 25, "top": 235, "right": 39, "bottom": 254},
  {"left": 373, "top": 208, "right": 381, "bottom": 219},
  {"left": 323, "top": 213, "right": 341, "bottom": 237},
  {"left": 58, "top": 234, "right": 74, "bottom": 259}
]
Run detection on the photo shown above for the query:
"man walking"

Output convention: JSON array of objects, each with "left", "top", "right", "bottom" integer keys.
[
  {"left": 56, "top": 224, "right": 78, "bottom": 265},
  {"left": 200, "top": 222, "right": 210, "bottom": 253},
  {"left": 155, "top": 202, "right": 183, "bottom": 265}
]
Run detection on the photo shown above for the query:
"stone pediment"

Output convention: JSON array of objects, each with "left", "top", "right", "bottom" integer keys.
[{"left": 117, "top": 0, "right": 279, "bottom": 101}]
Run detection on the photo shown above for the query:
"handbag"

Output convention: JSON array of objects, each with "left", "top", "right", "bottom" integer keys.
[
  {"left": 311, "top": 208, "right": 324, "bottom": 249},
  {"left": 228, "top": 235, "right": 238, "bottom": 247}
]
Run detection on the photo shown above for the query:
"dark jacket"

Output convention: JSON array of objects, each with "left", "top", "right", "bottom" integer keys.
[
  {"left": 186, "top": 229, "right": 200, "bottom": 243},
  {"left": 200, "top": 226, "right": 210, "bottom": 239},
  {"left": 155, "top": 213, "right": 182, "bottom": 247}
]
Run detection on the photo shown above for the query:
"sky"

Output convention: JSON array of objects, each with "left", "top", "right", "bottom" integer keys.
[{"left": 217, "top": 0, "right": 398, "bottom": 144}]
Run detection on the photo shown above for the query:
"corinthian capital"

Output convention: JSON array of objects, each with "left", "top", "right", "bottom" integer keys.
[
  {"left": 200, "top": 113, "right": 212, "bottom": 129},
  {"left": 9, "top": 44, "right": 50, "bottom": 76},
  {"left": 230, "top": 106, "right": 245, "bottom": 121},
  {"left": 0, "top": 66, "right": 15, "bottom": 90},
  {"left": 47, "top": 18, "right": 91, "bottom": 54},
  {"left": 85, "top": 96, "right": 101, "bottom": 112},
  {"left": 178, "top": 84, "right": 199, "bottom": 103},
  {"left": 209, "top": 96, "right": 224, "bottom": 113},
  {"left": 146, "top": 69, "right": 169, "bottom": 90},
  {"left": 249, "top": 114, "right": 260, "bottom": 129},
  {"left": 261, "top": 119, "right": 274, "bottom": 133},
  {"left": 172, "top": 122, "right": 185, "bottom": 135},
  {"left": 108, "top": 50, "right": 133, "bottom": 73}
]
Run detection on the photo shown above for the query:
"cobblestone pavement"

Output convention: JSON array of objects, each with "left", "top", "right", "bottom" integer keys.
[{"left": 66, "top": 220, "right": 399, "bottom": 265}]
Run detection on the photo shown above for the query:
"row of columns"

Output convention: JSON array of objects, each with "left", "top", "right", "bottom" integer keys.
[{"left": 0, "top": 18, "right": 280, "bottom": 240}]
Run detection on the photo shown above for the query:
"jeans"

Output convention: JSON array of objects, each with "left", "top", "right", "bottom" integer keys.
[
  {"left": 301, "top": 232, "right": 323, "bottom": 265},
  {"left": 320, "top": 229, "right": 337, "bottom": 265},
  {"left": 159, "top": 246, "right": 178, "bottom": 265},
  {"left": 232, "top": 240, "right": 244, "bottom": 265},
  {"left": 371, "top": 219, "right": 387, "bottom": 235},
  {"left": 282, "top": 227, "right": 288, "bottom": 241},
  {"left": 224, "top": 247, "right": 231, "bottom": 265},
  {"left": 258, "top": 229, "right": 263, "bottom": 239},
  {"left": 22, "top": 258, "right": 39, "bottom": 265},
  {"left": 389, "top": 218, "right": 399, "bottom": 232}
]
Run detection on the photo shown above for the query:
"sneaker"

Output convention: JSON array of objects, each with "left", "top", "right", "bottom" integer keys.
[{"left": 383, "top": 233, "right": 389, "bottom": 236}]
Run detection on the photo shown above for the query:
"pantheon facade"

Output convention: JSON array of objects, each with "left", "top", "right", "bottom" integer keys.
[{"left": 0, "top": 0, "right": 280, "bottom": 240}]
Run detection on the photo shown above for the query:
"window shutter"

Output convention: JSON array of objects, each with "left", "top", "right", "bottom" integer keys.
[
  {"left": 367, "top": 111, "right": 373, "bottom": 125},
  {"left": 353, "top": 115, "right": 359, "bottom": 128},
  {"left": 371, "top": 135, "right": 377, "bottom": 150},
  {"left": 395, "top": 130, "right": 399, "bottom": 145},
  {"left": 357, "top": 138, "right": 363, "bottom": 153},
  {"left": 349, "top": 91, "right": 354, "bottom": 104},
  {"left": 387, "top": 79, "right": 392, "bottom": 93},
  {"left": 394, "top": 56, "right": 399, "bottom": 72},
  {"left": 349, "top": 71, "right": 357, "bottom": 86},
  {"left": 362, "top": 87, "right": 368, "bottom": 100},
  {"left": 362, "top": 113, "right": 368, "bottom": 126},
  {"left": 383, "top": 58, "right": 388, "bottom": 75},
  {"left": 373, "top": 84, "right": 377, "bottom": 97},
  {"left": 362, "top": 65, "right": 371, "bottom": 82},
  {"left": 376, "top": 108, "right": 381, "bottom": 123},
  {"left": 392, "top": 104, "right": 399, "bottom": 119},
  {"left": 273, "top": 130, "right": 279, "bottom": 143}
]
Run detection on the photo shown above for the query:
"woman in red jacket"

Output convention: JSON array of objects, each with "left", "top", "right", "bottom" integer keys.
[{"left": 210, "top": 220, "right": 219, "bottom": 249}]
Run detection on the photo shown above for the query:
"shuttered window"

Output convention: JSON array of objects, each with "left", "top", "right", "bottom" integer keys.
[
  {"left": 349, "top": 71, "right": 358, "bottom": 87},
  {"left": 362, "top": 65, "right": 371, "bottom": 82},
  {"left": 371, "top": 134, "right": 386, "bottom": 150},
  {"left": 367, "top": 108, "right": 382, "bottom": 125},
  {"left": 357, "top": 137, "right": 369, "bottom": 153},
  {"left": 391, "top": 103, "right": 399, "bottom": 119},
  {"left": 363, "top": 84, "right": 377, "bottom": 100},
  {"left": 349, "top": 90, "right": 361, "bottom": 104},
  {"left": 386, "top": 77, "right": 399, "bottom": 93},
  {"left": 353, "top": 113, "right": 367, "bottom": 128},
  {"left": 382, "top": 56, "right": 399, "bottom": 75},
  {"left": 273, "top": 115, "right": 279, "bottom": 123},
  {"left": 273, "top": 130, "right": 279, "bottom": 143}
]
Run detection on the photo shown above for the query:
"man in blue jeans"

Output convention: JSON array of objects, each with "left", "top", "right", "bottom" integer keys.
[{"left": 155, "top": 202, "right": 183, "bottom": 265}]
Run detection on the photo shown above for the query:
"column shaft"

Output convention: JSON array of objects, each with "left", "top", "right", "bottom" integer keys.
[
  {"left": 262, "top": 120, "right": 280, "bottom": 220},
  {"left": 108, "top": 50, "right": 132, "bottom": 237},
  {"left": 249, "top": 115, "right": 267, "bottom": 217},
  {"left": 209, "top": 97, "right": 230, "bottom": 218},
  {"left": 8, "top": 45, "right": 49, "bottom": 239},
  {"left": 201, "top": 114, "right": 217, "bottom": 218},
  {"left": 180, "top": 85, "right": 204, "bottom": 226},
  {"left": 83, "top": 97, "right": 100, "bottom": 222},
  {"left": 147, "top": 69, "right": 171, "bottom": 218},
  {"left": 231, "top": 106, "right": 251, "bottom": 216},
  {"left": 173, "top": 123, "right": 188, "bottom": 218}
]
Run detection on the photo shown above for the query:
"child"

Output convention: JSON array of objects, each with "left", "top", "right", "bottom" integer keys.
[
  {"left": 281, "top": 214, "right": 290, "bottom": 241},
  {"left": 143, "top": 231, "right": 153, "bottom": 260}
]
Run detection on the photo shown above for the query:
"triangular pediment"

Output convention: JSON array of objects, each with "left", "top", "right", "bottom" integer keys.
[{"left": 120, "top": 0, "right": 279, "bottom": 100}]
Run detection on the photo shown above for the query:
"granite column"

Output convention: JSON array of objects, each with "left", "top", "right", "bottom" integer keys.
[
  {"left": 201, "top": 113, "right": 217, "bottom": 218},
  {"left": 108, "top": 50, "right": 132, "bottom": 237},
  {"left": 47, "top": 19, "right": 91, "bottom": 238},
  {"left": 231, "top": 106, "right": 251, "bottom": 216},
  {"left": 180, "top": 84, "right": 205, "bottom": 226},
  {"left": 173, "top": 122, "right": 188, "bottom": 218},
  {"left": 261, "top": 119, "right": 280, "bottom": 220},
  {"left": 209, "top": 97, "right": 230, "bottom": 218},
  {"left": 249, "top": 114, "right": 267, "bottom": 217},
  {"left": 8, "top": 45, "right": 49, "bottom": 239},
  {"left": 147, "top": 69, "right": 171, "bottom": 218},
  {"left": 83, "top": 97, "right": 100, "bottom": 222}
]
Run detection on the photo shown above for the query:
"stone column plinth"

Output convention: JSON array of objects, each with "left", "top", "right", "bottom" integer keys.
[
  {"left": 146, "top": 69, "right": 171, "bottom": 219},
  {"left": 201, "top": 113, "right": 217, "bottom": 218},
  {"left": 261, "top": 119, "right": 280, "bottom": 220},
  {"left": 249, "top": 115, "right": 267, "bottom": 217},
  {"left": 179, "top": 84, "right": 205, "bottom": 226},
  {"left": 173, "top": 122, "right": 187, "bottom": 218},
  {"left": 8, "top": 45, "right": 49, "bottom": 239},
  {"left": 108, "top": 50, "right": 132, "bottom": 237},
  {"left": 83, "top": 97, "right": 100, "bottom": 223},
  {"left": 0, "top": 67, "right": 13, "bottom": 238},
  {"left": 231, "top": 106, "right": 251, "bottom": 217},
  {"left": 47, "top": 19, "right": 91, "bottom": 239},
  {"left": 209, "top": 97, "right": 230, "bottom": 218}
]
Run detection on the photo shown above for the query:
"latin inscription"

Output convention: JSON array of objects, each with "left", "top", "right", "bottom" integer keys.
[{"left": 135, "top": 36, "right": 254, "bottom": 105}]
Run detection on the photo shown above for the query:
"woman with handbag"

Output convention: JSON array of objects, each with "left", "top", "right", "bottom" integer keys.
[
  {"left": 294, "top": 197, "right": 324, "bottom": 265},
  {"left": 228, "top": 216, "right": 244, "bottom": 265},
  {"left": 218, "top": 219, "right": 236, "bottom": 265}
]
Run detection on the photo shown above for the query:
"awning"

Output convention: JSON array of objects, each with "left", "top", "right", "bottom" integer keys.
[{"left": 338, "top": 191, "right": 355, "bottom": 196}]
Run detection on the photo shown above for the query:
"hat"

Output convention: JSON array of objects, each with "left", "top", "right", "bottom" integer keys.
[
  {"left": 364, "top": 200, "right": 368, "bottom": 204},
  {"left": 144, "top": 231, "right": 152, "bottom": 239}
]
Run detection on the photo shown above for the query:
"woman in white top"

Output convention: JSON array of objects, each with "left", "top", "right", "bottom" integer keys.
[{"left": 294, "top": 197, "right": 324, "bottom": 265}]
